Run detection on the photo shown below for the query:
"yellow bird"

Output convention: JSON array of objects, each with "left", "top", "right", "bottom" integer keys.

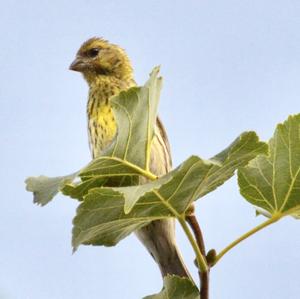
[{"left": 70, "top": 37, "right": 188, "bottom": 277}]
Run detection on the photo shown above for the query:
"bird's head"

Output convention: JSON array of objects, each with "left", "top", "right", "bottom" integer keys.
[{"left": 69, "top": 37, "right": 133, "bottom": 84}]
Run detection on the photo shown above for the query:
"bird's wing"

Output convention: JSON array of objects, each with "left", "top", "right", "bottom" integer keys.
[{"left": 156, "top": 116, "right": 173, "bottom": 169}]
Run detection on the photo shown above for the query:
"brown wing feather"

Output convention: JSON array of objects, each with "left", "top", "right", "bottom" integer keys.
[{"left": 155, "top": 116, "right": 172, "bottom": 169}]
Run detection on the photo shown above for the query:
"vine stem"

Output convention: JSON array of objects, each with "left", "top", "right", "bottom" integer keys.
[
  {"left": 214, "top": 215, "right": 281, "bottom": 265},
  {"left": 200, "top": 271, "right": 209, "bottom": 299},
  {"left": 186, "top": 214, "right": 209, "bottom": 299}
]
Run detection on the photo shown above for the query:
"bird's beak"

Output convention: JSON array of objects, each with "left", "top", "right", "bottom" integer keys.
[{"left": 69, "top": 57, "right": 88, "bottom": 72}]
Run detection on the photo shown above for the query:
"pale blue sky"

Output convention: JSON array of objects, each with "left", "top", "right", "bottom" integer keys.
[{"left": 1, "top": 1, "right": 300, "bottom": 298}]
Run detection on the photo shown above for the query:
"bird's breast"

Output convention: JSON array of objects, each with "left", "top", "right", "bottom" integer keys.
[
  {"left": 88, "top": 103, "right": 117, "bottom": 158},
  {"left": 87, "top": 84, "right": 118, "bottom": 158},
  {"left": 86, "top": 77, "right": 135, "bottom": 158}
]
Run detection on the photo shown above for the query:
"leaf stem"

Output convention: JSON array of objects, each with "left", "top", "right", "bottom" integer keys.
[
  {"left": 214, "top": 214, "right": 281, "bottom": 265},
  {"left": 137, "top": 169, "right": 157, "bottom": 181},
  {"left": 178, "top": 217, "right": 209, "bottom": 273}
]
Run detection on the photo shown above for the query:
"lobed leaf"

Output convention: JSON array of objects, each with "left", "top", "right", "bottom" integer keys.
[
  {"left": 238, "top": 114, "right": 300, "bottom": 219},
  {"left": 73, "top": 132, "right": 267, "bottom": 249},
  {"left": 120, "top": 131, "right": 268, "bottom": 214},
  {"left": 25, "top": 67, "right": 162, "bottom": 205},
  {"left": 25, "top": 173, "right": 78, "bottom": 206}
]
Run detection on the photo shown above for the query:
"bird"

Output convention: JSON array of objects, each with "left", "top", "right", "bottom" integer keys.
[{"left": 69, "top": 37, "right": 189, "bottom": 278}]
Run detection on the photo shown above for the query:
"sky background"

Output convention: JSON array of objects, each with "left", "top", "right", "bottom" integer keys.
[{"left": 1, "top": 1, "right": 300, "bottom": 298}]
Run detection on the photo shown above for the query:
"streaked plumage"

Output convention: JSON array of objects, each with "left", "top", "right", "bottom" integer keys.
[{"left": 70, "top": 37, "right": 189, "bottom": 277}]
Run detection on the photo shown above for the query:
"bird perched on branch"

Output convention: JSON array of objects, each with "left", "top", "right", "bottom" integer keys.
[{"left": 70, "top": 37, "right": 189, "bottom": 278}]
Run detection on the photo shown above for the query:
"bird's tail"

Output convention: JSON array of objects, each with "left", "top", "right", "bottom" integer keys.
[{"left": 135, "top": 218, "right": 190, "bottom": 278}]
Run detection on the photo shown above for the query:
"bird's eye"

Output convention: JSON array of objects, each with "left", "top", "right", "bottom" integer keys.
[{"left": 87, "top": 48, "right": 100, "bottom": 58}]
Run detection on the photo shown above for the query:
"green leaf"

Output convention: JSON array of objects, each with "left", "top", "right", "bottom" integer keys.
[
  {"left": 62, "top": 175, "right": 139, "bottom": 201},
  {"left": 61, "top": 67, "right": 163, "bottom": 201},
  {"left": 61, "top": 177, "right": 109, "bottom": 200},
  {"left": 143, "top": 275, "right": 199, "bottom": 299},
  {"left": 113, "top": 173, "right": 172, "bottom": 214},
  {"left": 25, "top": 172, "right": 78, "bottom": 206},
  {"left": 102, "top": 66, "right": 162, "bottom": 170},
  {"left": 120, "top": 131, "right": 268, "bottom": 214},
  {"left": 72, "top": 132, "right": 266, "bottom": 249},
  {"left": 25, "top": 67, "right": 162, "bottom": 205},
  {"left": 65, "top": 156, "right": 155, "bottom": 201},
  {"left": 194, "top": 131, "right": 268, "bottom": 199},
  {"left": 238, "top": 114, "right": 300, "bottom": 219},
  {"left": 72, "top": 188, "right": 153, "bottom": 249}
]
